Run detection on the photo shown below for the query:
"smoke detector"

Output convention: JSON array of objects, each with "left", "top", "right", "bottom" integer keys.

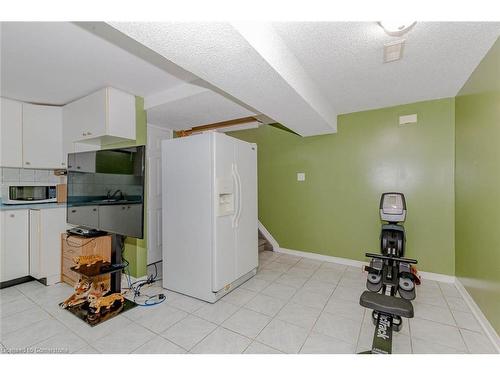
[{"left": 384, "top": 40, "right": 405, "bottom": 63}]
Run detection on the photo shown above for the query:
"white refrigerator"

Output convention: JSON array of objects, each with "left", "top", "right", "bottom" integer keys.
[{"left": 161, "top": 132, "right": 258, "bottom": 303}]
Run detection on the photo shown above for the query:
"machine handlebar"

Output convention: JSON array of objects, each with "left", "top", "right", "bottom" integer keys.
[{"left": 365, "top": 252, "right": 418, "bottom": 264}]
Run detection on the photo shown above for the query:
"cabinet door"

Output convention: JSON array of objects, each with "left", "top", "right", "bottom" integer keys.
[
  {"left": 0, "top": 210, "right": 29, "bottom": 282},
  {"left": 67, "top": 205, "right": 99, "bottom": 228},
  {"left": 22, "top": 103, "right": 64, "bottom": 169},
  {"left": 0, "top": 97, "right": 23, "bottom": 168},
  {"left": 29, "top": 210, "right": 42, "bottom": 279},
  {"left": 99, "top": 204, "right": 143, "bottom": 238},
  {"left": 63, "top": 89, "right": 106, "bottom": 142},
  {"left": 107, "top": 87, "right": 136, "bottom": 141},
  {"left": 40, "top": 208, "right": 68, "bottom": 284},
  {"left": 67, "top": 152, "right": 96, "bottom": 173}
]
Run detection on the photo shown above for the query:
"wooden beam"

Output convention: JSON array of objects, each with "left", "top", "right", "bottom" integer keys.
[{"left": 175, "top": 116, "right": 259, "bottom": 137}]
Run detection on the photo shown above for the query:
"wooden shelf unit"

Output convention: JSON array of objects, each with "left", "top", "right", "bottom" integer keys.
[{"left": 61, "top": 233, "right": 112, "bottom": 288}]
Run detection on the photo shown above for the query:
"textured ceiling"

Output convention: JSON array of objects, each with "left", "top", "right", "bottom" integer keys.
[
  {"left": 273, "top": 22, "right": 500, "bottom": 114},
  {"left": 0, "top": 22, "right": 193, "bottom": 105},
  {"left": 147, "top": 89, "right": 256, "bottom": 129}
]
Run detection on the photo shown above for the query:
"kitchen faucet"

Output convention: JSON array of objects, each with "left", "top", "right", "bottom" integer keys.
[{"left": 107, "top": 189, "right": 124, "bottom": 200}]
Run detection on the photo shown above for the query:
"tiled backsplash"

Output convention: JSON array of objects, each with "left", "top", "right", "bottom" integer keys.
[
  {"left": 68, "top": 172, "right": 142, "bottom": 198},
  {"left": 0, "top": 167, "right": 66, "bottom": 185}
]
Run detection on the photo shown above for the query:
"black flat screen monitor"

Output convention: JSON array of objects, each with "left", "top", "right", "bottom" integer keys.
[{"left": 66, "top": 146, "right": 145, "bottom": 238}]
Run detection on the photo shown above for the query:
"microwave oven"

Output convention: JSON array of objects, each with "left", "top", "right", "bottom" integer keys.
[{"left": 1, "top": 183, "right": 57, "bottom": 204}]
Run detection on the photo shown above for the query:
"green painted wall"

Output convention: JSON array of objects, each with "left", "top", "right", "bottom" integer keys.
[
  {"left": 455, "top": 38, "right": 500, "bottom": 334},
  {"left": 103, "top": 96, "right": 147, "bottom": 277},
  {"left": 230, "top": 98, "right": 456, "bottom": 275}
]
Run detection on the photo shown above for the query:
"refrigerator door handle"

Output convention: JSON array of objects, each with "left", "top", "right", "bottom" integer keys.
[
  {"left": 231, "top": 164, "right": 240, "bottom": 228},
  {"left": 234, "top": 165, "right": 243, "bottom": 227}
]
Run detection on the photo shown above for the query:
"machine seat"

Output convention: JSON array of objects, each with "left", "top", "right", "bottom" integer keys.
[{"left": 360, "top": 291, "right": 414, "bottom": 318}]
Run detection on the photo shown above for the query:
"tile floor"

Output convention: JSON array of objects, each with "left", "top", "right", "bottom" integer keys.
[{"left": 0, "top": 251, "right": 496, "bottom": 354}]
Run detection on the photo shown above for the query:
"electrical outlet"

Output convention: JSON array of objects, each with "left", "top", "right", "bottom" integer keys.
[{"left": 297, "top": 172, "right": 305, "bottom": 181}]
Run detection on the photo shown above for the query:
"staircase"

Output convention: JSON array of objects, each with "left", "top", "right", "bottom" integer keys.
[{"left": 258, "top": 230, "right": 273, "bottom": 252}]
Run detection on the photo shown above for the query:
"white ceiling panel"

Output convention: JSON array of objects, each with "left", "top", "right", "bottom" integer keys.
[
  {"left": 0, "top": 22, "right": 194, "bottom": 105},
  {"left": 147, "top": 89, "right": 256, "bottom": 130},
  {"left": 273, "top": 22, "right": 500, "bottom": 114}
]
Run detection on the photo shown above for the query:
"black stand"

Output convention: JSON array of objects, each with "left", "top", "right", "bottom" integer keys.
[
  {"left": 60, "top": 233, "right": 137, "bottom": 326},
  {"left": 110, "top": 234, "right": 125, "bottom": 293}
]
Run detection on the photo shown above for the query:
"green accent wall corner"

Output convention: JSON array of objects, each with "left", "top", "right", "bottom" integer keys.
[
  {"left": 230, "top": 97, "right": 456, "bottom": 275},
  {"left": 455, "top": 37, "right": 500, "bottom": 334},
  {"left": 102, "top": 96, "right": 148, "bottom": 278}
]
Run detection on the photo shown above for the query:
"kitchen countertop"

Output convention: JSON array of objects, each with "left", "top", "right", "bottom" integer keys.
[{"left": 0, "top": 201, "right": 67, "bottom": 211}]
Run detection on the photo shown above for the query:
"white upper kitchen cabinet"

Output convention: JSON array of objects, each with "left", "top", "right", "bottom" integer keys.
[
  {"left": 0, "top": 97, "right": 23, "bottom": 168},
  {"left": 22, "top": 103, "right": 65, "bottom": 169},
  {"left": 0, "top": 209, "right": 29, "bottom": 283},
  {"left": 63, "top": 87, "right": 136, "bottom": 147}
]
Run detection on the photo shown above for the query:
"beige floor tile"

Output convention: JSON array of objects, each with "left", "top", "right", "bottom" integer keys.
[
  {"left": 0, "top": 306, "right": 51, "bottom": 335},
  {"left": 460, "top": 329, "right": 496, "bottom": 354},
  {"left": 324, "top": 297, "right": 365, "bottom": 322},
  {"left": 161, "top": 315, "right": 217, "bottom": 351},
  {"left": 244, "top": 341, "right": 283, "bottom": 354},
  {"left": 451, "top": 310, "right": 483, "bottom": 332},
  {"left": 275, "top": 274, "right": 309, "bottom": 289},
  {"left": 245, "top": 294, "right": 287, "bottom": 317},
  {"left": 411, "top": 337, "right": 466, "bottom": 354},
  {"left": 410, "top": 317, "right": 467, "bottom": 351},
  {"left": 93, "top": 322, "right": 155, "bottom": 353},
  {"left": 221, "top": 288, "right": 257, "bottom": 306},
  {"left": 313, "top": 312, "right": 362, "bottom": 344},
  {"left": 413, "top": 301, "right": 456, "bottom": 326},
  {"left": 193, "top": 300, "right": 239, "bottom": 325},
  {"left": 256, "top": 319, "right": 309, "bottom": 354},
  {"left": 301, "top": 332, "right": 355, "bottom": 354},
  {"left": 261, "top": 282, "right": 297, "bottom": 300},
  {"left": 240, "top": 277, "right": 271, "bottom": 292},
  {"left": 133, "top": 335, "right": 186, "bottom": 354},
  {"left": 124, "top": 303, "right": 188, "bottom": 333},
  {"left": 191, "top": 327, "right": 251, "bottom": 354},
  {"left": 31, "top": 329, "right": 87, "bottom": 354},
  {"left": 276, "top": 302, "right": 321, "bottom": 330},
  {"left": 222, "top": 307, "right": 271, "bottom": 339}
]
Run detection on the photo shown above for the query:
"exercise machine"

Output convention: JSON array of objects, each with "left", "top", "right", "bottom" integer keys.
[{"left": 359, "top": 192, "right": 418, "bottom": 354}]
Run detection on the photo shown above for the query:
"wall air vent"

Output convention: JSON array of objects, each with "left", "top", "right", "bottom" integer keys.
[{"left": 384, "top": 39, "right": 405, "bottom": 63}]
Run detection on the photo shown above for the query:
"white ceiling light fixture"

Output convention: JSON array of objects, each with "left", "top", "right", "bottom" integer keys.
[{"left": 378, "top": 21, "right": 416, "bottom": 37}]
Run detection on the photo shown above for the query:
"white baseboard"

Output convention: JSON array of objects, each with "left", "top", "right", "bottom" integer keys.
[
  {"left": 277, "top": 247, "right": 456, "bottom": 283},
  {"left": 258, "top": 221, "right": 280, "bottom": 250},
  {"left": 277, "top": 247, "right": 366, "bottom": 269},
  {"left": 455, "top": 278, "right": 500, "bottom": 353},
  {"left": 419, "top": 271, "right": 456, "bottom": 284}
]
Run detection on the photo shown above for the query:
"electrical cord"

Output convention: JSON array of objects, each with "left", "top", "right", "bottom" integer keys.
[
  {"left": 65, "top": 234, "right": 98, "bottom": 248},
  {"left": 121, "top": 245, "right": 166, "bottom": 307}
]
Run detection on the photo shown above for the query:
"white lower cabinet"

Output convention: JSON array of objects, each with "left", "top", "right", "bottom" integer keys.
[
  {"left": 67, "top": 205, "right": 99, "bottom": 228},
  {"left": 29, "top": 207, "right": 68, "bottom": 285},
  {"left": 0, "top": 207, "right": 68, "bottom": 286},
  {"left": 0, "top": 209, "right": 29, "bottom": 283},
  {"left": 99, "top": 204, "right": 142, "bottom": 238}
]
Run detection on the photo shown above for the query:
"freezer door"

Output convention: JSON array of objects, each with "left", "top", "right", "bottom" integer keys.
[
  {"left": 162, "top": 134, "right": 214, "bottom": 300},
  {"left": 212, "top": 133, "right": 237, "bottom": 291},
  {"left": 233, "top": 139, "right": 258, "bottom": 278}
]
